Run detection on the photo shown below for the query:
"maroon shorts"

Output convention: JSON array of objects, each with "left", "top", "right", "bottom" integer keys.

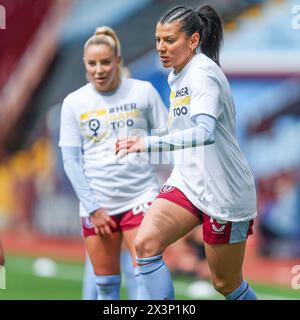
[
  {"left": 81, "top": 202, "right": 151, "bottom": 237},
  {"left": 157, "top": 186, "right": 253, "bottom": 245}
]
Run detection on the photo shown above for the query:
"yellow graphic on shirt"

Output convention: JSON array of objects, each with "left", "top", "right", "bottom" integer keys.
[
  {"left": 80, "top": 109, "right": 107, "bottom": 121},
  {"left": 79, "top": 104, "right": 142, "bottom": 142},
  {"left": 170, "top": 90, "right": 176, "bottom": 101}
]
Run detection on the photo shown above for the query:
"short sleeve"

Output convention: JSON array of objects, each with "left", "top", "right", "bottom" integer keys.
[
  {"left": 189, "top": 71, "right": 222, "bottom": 122},
  {"left": 146, "top": 82, "right": 168, "bottom": 131},
  {"left": 59, "top": 96, "right": 82, "bottom": 147}
]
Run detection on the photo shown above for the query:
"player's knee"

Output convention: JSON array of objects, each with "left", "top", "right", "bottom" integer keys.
[
  {"left": 91, "top": 261, "right": 119, "bottom": 276},
  {"left": 212, "top": 278, "right": 237, "bottom": 296},
  {"left": 134, "top": 235, "right": 163, "bottom": 258}
]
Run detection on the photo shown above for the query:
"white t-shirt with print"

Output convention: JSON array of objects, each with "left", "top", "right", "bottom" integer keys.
[
  {"left": 59, "top": 77, "right": 168, "bottom": 216},
  {"left": 165, "top": 53, "right": 257, "bottom": 222}
]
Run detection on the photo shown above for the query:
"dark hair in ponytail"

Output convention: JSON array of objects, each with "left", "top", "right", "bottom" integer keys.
[
  {"left": 197, "top": 5, "right": 223, "bottom": 66},
  {"left": 159, "top": 4, "right": 223, "bottom": 66}
]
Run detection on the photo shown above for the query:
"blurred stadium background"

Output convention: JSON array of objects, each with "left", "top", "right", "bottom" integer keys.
[{"left": 0, "top": 0, "right": 300, "bottom": 299}]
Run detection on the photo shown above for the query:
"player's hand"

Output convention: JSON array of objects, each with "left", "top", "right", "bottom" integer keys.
[
  {"left": 115, "top": 137, "right": 145, "bottom": 157},
  {"left": 90, "top": 208, "right": 117, "bottom": 235}
]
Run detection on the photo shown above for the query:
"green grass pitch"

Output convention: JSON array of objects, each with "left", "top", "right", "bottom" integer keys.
[{"left": 0, "top": 255, "right": 299, "bottom": 300}]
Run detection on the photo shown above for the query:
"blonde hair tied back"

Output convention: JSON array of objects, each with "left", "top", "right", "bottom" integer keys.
[
  {"left": 84, "top": 26, "right": 120, "bottom": 57},
  {"left": 84, "top": 26, "right": 130, "bottom": 78},
  {"left": 94, "top": 26, "right": 121, "bottom": 56}
]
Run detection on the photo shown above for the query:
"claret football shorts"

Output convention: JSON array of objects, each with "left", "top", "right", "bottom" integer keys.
[
  {"left": 157, "top": 185, "right": 253, "bottom": 245},
  {"left": 81, "top": 202, "right": 151, "bottom": 237}
]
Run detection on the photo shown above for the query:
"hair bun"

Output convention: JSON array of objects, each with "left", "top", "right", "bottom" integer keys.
[{"left": 95, "top": 28, "right": 107, "bottom": 37}]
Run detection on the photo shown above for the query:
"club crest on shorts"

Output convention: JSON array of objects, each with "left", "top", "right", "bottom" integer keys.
[
  {"left": 160, "top": 185, "right": 175, "bottom": 193},
  {"left": 83, "top": 216, "right": 94, "bottom": 229}
]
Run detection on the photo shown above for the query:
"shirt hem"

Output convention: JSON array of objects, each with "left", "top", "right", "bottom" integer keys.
[
  {"left": 79, "top": 192, "right": 158, "bottom": 217},
  {"left": 167, "top": 181, "right": 257, "bottom": 222}
]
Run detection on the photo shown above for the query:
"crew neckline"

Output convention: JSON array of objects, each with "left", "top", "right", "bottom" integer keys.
[
  {"left": 172, "top": 53, "right": 200, "bottom": 77},
  {"left": 91, "top": 77, "right": 123, "bottom": 96}
]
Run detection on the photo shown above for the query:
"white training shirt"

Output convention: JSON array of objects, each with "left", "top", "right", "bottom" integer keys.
[
  {"left": 165, "top": 53, "right": 257, "bottom": 222},
  {"left": 59, "top": 77, "right": 168, "bottom": 216}
]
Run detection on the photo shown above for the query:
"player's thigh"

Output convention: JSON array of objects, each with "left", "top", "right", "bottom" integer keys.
[
  {"left": 136, "top": 198, "right": 200, "bottom": 252},
  {"left": 204, "top": 241, "right": 246, "bottom": 286},
  {"left": 85, "top": 232, "right": 122, "bottom": 275}
]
